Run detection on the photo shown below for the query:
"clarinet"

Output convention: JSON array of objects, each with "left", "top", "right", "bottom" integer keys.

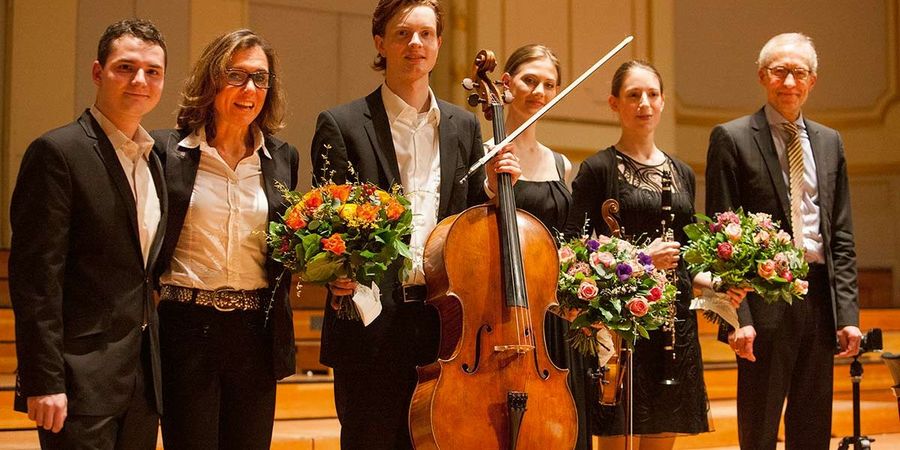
[{"left": 659, "top": 169, "right": 680, "bottom": 386}]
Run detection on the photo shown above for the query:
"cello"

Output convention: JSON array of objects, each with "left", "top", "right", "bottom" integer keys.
[{"left": 408, "top": 49, "right": 578, "bottom": 449}]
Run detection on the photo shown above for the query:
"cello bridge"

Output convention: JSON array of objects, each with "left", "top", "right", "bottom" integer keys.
[{"left": 493, "top": 344, "right": 534, "bottom": 354}]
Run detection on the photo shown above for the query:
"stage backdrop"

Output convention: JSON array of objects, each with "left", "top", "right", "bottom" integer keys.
[{"left": 1, "top": 0, "right": 897, "bottom": 305}]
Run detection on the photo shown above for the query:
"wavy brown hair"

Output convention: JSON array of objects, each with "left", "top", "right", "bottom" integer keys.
[{"left": 176, "top": 29, "right": 285, "bottom": 138}]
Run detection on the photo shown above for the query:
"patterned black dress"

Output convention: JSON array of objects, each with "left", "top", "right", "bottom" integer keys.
[
  {"left": 566, "top": 147, "right": 711, "bottom": 436},
  {"left": 514, "top": 152, "right": 596, "bottom": 450}
]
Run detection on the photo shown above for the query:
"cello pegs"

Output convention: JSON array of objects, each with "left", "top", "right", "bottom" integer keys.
[
  {"left": 462, "top": 77, "right": 476, "bottom": 90},
  {"left": 467, "top": 92, "right": 482, "bottom": 107}
]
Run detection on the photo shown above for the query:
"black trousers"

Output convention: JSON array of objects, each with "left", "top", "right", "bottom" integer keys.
[
  {"left": 736, "top": 266, "right": 835, "bottom": 450},
  {"left": 333, "top": 363, "right": 418, "bottom": 450},
  {"left": 38, "top": 335, "right": 158, "bottom": 450},
  {"left": 158, "top": 301, "right": 276, "bottom": 450}
]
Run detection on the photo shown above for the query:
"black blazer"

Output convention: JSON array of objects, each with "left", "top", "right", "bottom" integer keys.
[
  {"left": 9, "top": 110, "right": 167, "bottom": 415},
  {"left": 151, "top": 128, "right": 300, "bottom": 380},
  {"left": 311, "top": 87, "right": 487, "bottom": 368},
  {"left": 705, "top": 107, "right": 859, "bottom": 334}
]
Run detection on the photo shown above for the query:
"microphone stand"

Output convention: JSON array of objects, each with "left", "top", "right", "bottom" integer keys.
[{"left": 837, "top": 354, "right": 874, "bottom": 450}]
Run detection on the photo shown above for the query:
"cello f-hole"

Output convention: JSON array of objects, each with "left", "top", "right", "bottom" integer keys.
[
  {"left": 530, "top": 343, "right": 551, "bottom": 380},
  {"left": 462, "top": 324, "right": 493, "bottom": 374}
]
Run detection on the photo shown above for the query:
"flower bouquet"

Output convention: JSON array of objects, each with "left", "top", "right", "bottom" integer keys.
[
  {"left": 556, "top": 234, "right": 678, "bottom": 356},
  {"left": 682, "top": 209, "right": 809, "bottom": 327},
  {"left": 267, "top": 180, "right": 413, "bottom": 322}
]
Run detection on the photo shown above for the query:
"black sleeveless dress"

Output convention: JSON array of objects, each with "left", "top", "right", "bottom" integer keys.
[
  {"left": 567, "top": 147, "right": 711, "bottom": 436},
  {"left": 514, "top": 152, "right": 596, "bottom": 450}
]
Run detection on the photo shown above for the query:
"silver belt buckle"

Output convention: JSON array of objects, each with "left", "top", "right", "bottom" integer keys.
[{"left": 213, "top": 287, "right": 239, "bottom": 312}]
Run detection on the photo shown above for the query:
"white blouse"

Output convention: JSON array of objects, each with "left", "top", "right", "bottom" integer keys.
[{"left": 160, "top": 128, "right": 270, "bottom": 291}]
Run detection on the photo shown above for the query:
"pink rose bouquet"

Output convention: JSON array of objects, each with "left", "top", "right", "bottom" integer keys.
[
  {"left": 557, "top": 234, "right": 677, "bottom": 355},
  {"left": 683, "top": 209, "right": 809, "bottom": 309}
]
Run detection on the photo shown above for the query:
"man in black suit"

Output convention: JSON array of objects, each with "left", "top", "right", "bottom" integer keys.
[
  {"left": 311, "top": 1, "right": 519, "bottom": 448},
  {"left": 9, "top": 19, "right": 167, "bottom": 449},
  {"left": 706, "top": 33, "right": 862, "bottom": 449}
]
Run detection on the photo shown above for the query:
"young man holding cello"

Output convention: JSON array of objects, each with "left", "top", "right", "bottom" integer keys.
[{"left": 310, "top": 1, "right": 519, "bottom": 448}]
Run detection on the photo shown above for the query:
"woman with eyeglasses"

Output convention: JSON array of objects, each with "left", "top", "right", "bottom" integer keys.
[{"left": 151, "top": 29, "right": 298, "bottom": 449}]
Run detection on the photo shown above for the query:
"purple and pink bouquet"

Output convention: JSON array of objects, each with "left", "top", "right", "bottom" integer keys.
[
  {"left": 556, "top": 234, "right": 677, "bottom": 355},
  {"left": 683, "top": 209, "right": 809, "bottom": 312}
]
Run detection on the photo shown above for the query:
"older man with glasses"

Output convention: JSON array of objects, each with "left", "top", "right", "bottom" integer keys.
[{"left": 705, "top": 32, "right": 863, "bottom": 450}]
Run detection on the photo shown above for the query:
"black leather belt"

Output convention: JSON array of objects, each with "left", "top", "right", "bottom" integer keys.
[{"left": 396, "top": 284, "right": 428, "bottom": 303}]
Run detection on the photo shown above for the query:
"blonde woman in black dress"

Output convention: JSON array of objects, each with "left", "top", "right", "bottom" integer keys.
[{"left": 497, "top": 44, "right": 596, "bottom": 450}]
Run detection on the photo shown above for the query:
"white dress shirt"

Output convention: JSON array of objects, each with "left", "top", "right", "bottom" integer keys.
[
  {"left": 90, "top": 106, "right": 160, "bottom": 268},
  {"left": 160, "top": 128, "right": 270, "bottom": 290},
  {"left": 765, "top": 104, "right": 825, "bottom": 263},
  {"left": 381, "top": 84, "right": 441, "bottom": 286}
]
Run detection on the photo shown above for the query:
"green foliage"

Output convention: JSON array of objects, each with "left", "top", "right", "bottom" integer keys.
[
  {"left": 682, "top": 209, "right": 810, "bottom": 307},
  {"left": 556, "top": 234, "right": 677, "bottom": 354},
  {"left": 265, "top": 180, "right": 414, "bottom": 322}
]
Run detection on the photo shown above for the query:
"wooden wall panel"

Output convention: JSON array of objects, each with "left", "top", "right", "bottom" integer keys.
[
  {"left": 251, "top": 1, "right": 382, "bottom": 191},
  {"left": 673, "top": 0, "right": 897, "bottom": 126}
]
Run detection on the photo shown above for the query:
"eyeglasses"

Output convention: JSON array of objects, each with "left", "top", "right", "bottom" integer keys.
[
  {"left": 224, "top": 69, "right": 273, "bottom": 89},
  {"left": 765, "top": 66, "right": 812, "bottom": 82}
]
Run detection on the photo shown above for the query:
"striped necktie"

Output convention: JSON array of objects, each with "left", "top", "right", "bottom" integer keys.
[{"left": 782, "top": 121, "right": 805, "bottom": 247}]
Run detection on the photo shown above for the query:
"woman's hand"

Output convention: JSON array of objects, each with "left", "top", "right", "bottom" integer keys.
[
  {"left": 551, "top": 306, "right": 582, "bottom": 323},
  {"left": 643, "top": 237, "right": 680, "bottom": 270},
  {"left": 485, "top": 143, "right": 521, "bottom": 195}
]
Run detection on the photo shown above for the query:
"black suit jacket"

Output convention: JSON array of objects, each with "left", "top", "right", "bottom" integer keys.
[
  {"left": 9, "top": 110, "right": 167, "bottom": 415},
  {"left": 311, "top": 87, "right": 487, "bottom": 369},
  {"left": 151, "top": 128, "right": 300, "bottom": 380},
  {"left": 705, "top": 107, "right": 859, "bottom": 335}
]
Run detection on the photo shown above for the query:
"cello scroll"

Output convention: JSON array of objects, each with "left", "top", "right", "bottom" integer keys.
[{"left": 462, "top": 49, "right": 513, "bottom": 121}]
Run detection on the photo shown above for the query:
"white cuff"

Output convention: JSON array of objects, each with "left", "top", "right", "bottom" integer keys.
[{"left": 483, "top": 178, "right": 496, "bottom": 198}]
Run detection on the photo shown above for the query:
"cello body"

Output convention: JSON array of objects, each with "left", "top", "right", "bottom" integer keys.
[
  {"left": 409, "top": 48, "right": 576, "bottom": 450},
  {"left": 409, "top": 205, "right": 577, "bottom": 449}
]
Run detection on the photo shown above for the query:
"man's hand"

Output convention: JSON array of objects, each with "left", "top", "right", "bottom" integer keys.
[
  {"left": 836, "top": 325, "right": 863, "bottom": 357},
  {"left": 27, "top": 393, "right": 67, "bottom": 433},
  {"left": 693, "top": 272, "right": 754, "bottom": 308},
  {"left": 485, "top": 143, "right": 521, "bottom": 195},
  {"left": 728, "top": 325, "right": 757, "bottom": 362},
  {"left": 723, "top": 286, "right": 754, "bottom": 308},
  {"left": 327, "top": 277, "right": 357, "bottom": 311}
]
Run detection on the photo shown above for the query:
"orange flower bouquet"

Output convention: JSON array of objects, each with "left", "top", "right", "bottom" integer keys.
[{"left": 267, "top": 180, "right": 413, "bottom": 321}]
